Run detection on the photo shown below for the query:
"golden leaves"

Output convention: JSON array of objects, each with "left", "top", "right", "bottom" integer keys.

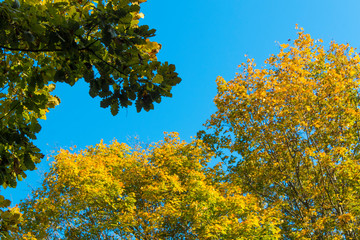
[
  {"left": 17, "top": 133, "right": 281, "bottom": 239},
  {"left": 205, "top": 28, "right": 360, "bottom": 238}
]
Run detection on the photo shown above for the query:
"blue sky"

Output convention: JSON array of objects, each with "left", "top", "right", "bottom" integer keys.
[{"left": 4, "top": 0, "right": 360, "bottom": 205}]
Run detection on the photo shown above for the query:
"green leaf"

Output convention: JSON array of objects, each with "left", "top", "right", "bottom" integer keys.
[
  {"left": 30, "top": 122, "right": 42, "bottom": 133},
  {"left": 136, "top": 101, "right": 142, "bottom": 113},
  {"left": 54, "top": 70, "right": 67, "bottom": 82},
  {"left": 23, "top": 31, "right": 35, "bottom": 43},
  {"left": 110, "top": 103, "right": 119, "bottom": 116},
  {"left": 127, "top": 90, "right": 136, "bottom": 100},
  {"left": 100, "top": 98, "right": 112, "bottom": 108},
  {"left": 153, "top": 74, "right": 163, "bottom": 84},
  {"left": 12, "top": 0, "right": 20, "bottom": 9},
  {"left": 155, "top": 97, "right": 161, "bottom": 104},
  {"left": 23, "top": 154, "right": 35, "bottom": 171},
  {"left": 68, "top": 19, "right": 80, "bottom": 32},
  {"left": 17, "top": 174, "right": 22, "bottom": 181},
  {"left": 10, "top": 213, "right": 21, "bottom": 221},
  {"left": 2, "top": 200, "right": 11, "bottom": 208}
]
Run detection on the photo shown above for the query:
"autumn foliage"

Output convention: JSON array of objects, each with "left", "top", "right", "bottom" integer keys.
[
  {"left": 16, "top": 133, "right": 280, "bottom": 239},
  {"left": 1, "top": 0, "right": 180, "bottom": 235},
  {"left": 0, "top": 0, "right": 180, "bottom": 192},
  {"left": 10, "top": 28, "right": 360, "bottom": 239},
  {"left": 202, "top": 28, "right": 360, "bottom": 238}
]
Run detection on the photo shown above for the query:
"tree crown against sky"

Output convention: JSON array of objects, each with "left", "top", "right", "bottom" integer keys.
[
  {"left": 0, "top": 0, "right": 181, "bottom": 189},
  {"left": 2, "top": 0, "right": 360, "bottom": 238},
  {"left": 0, "top": 0, "right": 180, "bottom": 236},
  {"left": 16, "top": 133, "right": 281, "bottom": 239},
  {"left": 17, "top": 28, "right": 360, "bottom": 239},
  {"left": 199, "top": 28, "right": 360, "bottom": 238}
]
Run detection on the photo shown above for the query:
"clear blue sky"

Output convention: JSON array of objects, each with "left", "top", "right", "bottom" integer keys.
[{"left": 4, "top": 0, "right": 360, "bottom": 205}]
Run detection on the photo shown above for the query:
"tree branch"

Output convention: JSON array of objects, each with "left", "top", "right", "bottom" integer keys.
[
  {"left": 0, "top": 101, "right": 20, "bottom": 121},
  {"left": 0, "top": 40, "right": 98, "bottom": 53},
  {"left": 0, "top": 45, "right": 64, "bottom": 53},
  {"left": 86, "top": 48, "right": 125, "bottom": 78},
  {"left": 0, "top": 84, "right": 9, "bottom": 93}
]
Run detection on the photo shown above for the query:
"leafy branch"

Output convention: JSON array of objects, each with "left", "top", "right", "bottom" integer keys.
[{"left": 0, "top": 40, "right": 99, "bottom": 53}]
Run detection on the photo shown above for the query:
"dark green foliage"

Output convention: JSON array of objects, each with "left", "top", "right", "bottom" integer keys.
[{"left": 0, "top": 0, "right": 180, "bottom": 234}]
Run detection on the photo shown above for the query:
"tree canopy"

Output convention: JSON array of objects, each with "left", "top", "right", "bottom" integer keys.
[
  {"left": 0, "top": 0, "right": 180, "bottom": 236},
  {"left": 0, "top": 0, "right": 180, "bottom": 188},
  {"left": 3, "top": 14, "right": 360, "bottom": 238},
  {"left": 15, "top": 133, "right": 281, "bottom": 239},
  {"left": 200, "top": 28, "right": 360, "bottom": 238}
]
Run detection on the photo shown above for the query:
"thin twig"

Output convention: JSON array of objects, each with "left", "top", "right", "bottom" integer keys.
[
  {"left": 0, "top": 45, "right": 64, "bottom": 53},
  {"left": 0, "top": 39, "right": 98, "bottom": 53},
  {"left": 86, "top": 48, "right": 124, "bottom": 77},
  {"left": 0, "top": 84, "right": 9, "bottom": 93},
  {"left": 0, "top": 101, "right": 20, "bottom": 121}
]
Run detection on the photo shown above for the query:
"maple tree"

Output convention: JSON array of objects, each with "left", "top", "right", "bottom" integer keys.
[
  {"left": 0, "top": 0, "right": 180, "bottom": 235},
  {"left": 200, "top": 28, "right": 360, "bottom": 238},
  {"left": 15, "top": 133, "right": 281, "bottom": 239}
]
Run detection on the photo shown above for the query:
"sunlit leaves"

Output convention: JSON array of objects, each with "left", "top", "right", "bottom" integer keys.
[
  {"left": 1, "top": 0, "right": 181, "bottom": 235},
  {"left": 1, "top": 0, "right": 181, "bottom": 114},
  {"left": 203, "top": 28, "right": 360, "bottom": 238},
  {"left": 16, "top": 133, "right": 280, "bottom": 239},
  {"left": 0, "top": 195, "right": 23, "bottom": 239}
]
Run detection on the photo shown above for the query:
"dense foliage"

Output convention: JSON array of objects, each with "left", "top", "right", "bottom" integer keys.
[
  {"left": 200, "top": 28, "right": 360, "bottom": 238},
  {"left": 0, "top": 0, "right": 180, "bottom": 235},
  {"left": 4, "top": 22, "right": 360, "bottom": 239},
  {"left": 0, "top": 0, "right": 180, "bottom": 187},
  {"left": 16, "top": 133, "right": 280, "bottom": 239}
]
